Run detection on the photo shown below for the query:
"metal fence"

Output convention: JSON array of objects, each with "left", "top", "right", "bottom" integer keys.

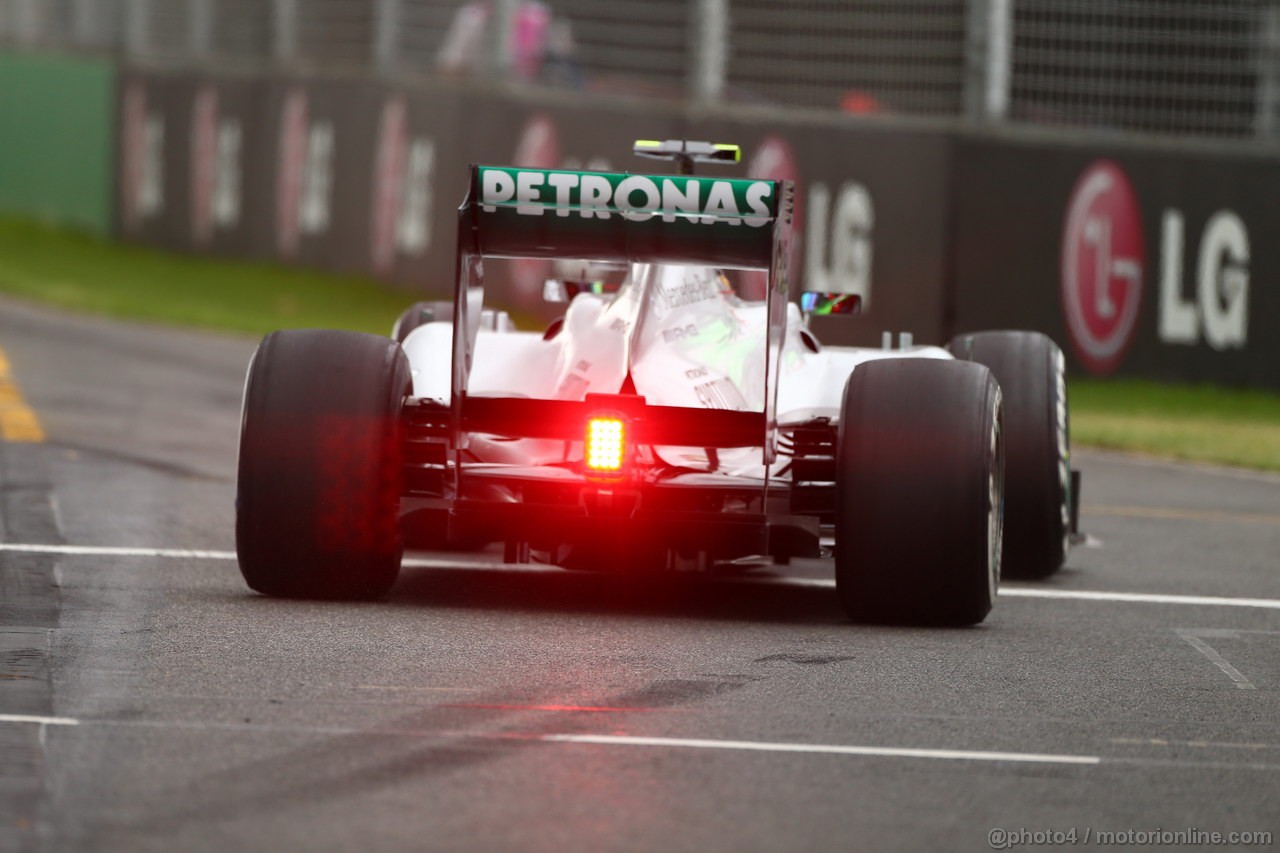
[
  {"left": 2, "top": 0, "right": 1277, "bottom": 141},
  {"left": 1010, "top": 0, "right": 1280, "bottom": 138}
]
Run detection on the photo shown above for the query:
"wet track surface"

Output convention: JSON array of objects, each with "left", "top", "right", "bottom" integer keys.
[{"left": 2, "top": 296, "right": 1278, "bottom": 851}]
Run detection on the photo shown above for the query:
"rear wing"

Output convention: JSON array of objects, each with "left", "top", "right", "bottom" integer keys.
[
  {"left": 469, "top": 165, "right": 779, "bottom": 267},
  {"left": 451, "top": 163, "right": 795, "bottom": 460}
]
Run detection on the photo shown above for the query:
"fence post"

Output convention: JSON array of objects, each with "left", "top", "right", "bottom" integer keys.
[
  {"left": 12, "top": 0, "right": 40, "bottom": 43},
  {"left": 964, "top": 0, "right": 1011, "bottom": 121},
  {"left": 189, "top": 0, "right": 212, "bottom": 58},
  {"left": 273, "top": 0, "right": 298, "bottom": 62},
  {"left": 488, "top": 0, "right": 516, "bottom": 78},
  {"left": 373, "top": 0, "right": 400, "bottom": 70},
  {"left": 1257, "top": 5, "right": 1280, "bottom": 137},
  {"left": 70, "top": 0, "right": 97, "bottom": 45},
  {"left": 691, "top": 0, "right": 728, "bottom": 103},
  {"left": 125, "top": 0, "right": 149, "bottom": 55}
]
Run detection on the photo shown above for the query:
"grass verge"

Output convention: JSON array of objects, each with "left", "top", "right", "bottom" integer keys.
[
  {"left": 1071, "top": 380, "right": 1280, "bottom": 472},
  {"left": 0, "top": 216, "right": 411, "bottom": 336},
  {"left": 1, "top": 216, "right": 1276, "bottom": 471}
]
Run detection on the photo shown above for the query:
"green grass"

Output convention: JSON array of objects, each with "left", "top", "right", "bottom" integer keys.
[
  {"left": 1071, "top": 380, "right": 1280, "bottom": 472},
  {"left": 1, "top": 217, "right": 1277, "bottom": 471},
  {"left": 0, "top": 216, "right": 412, "bottom": 336}
]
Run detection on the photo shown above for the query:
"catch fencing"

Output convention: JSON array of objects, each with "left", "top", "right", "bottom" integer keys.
[{"left": 3, "top": 0, "right": 1278, "bottom": 141}]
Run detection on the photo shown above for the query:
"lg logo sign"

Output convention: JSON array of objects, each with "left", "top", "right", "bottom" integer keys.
[
  {"left": 805, "top": 181, "right": 874, "bottom": 310},
  {"left": 1158, "top": 209, "right": 1249, "bottom": 351},
  {"left": 1061, "top": 160, "right": 1250, "bottom": 375},
  {"left": 1060, "top": 161, "right": 1144, "bottom": 375}
]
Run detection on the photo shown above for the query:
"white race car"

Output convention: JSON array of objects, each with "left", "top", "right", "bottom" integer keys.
[{"left": 235, "top": 140, "right": 1078, "bottom": 626}]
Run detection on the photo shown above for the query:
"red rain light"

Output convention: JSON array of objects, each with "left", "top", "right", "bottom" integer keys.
[{"left": 585, "top": 416, "right": 626, "bottom": 475}]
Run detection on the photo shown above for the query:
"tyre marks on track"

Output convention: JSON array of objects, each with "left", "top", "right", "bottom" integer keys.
[{"left": 0, "top": 441, "right": 64, "bottom": 850}]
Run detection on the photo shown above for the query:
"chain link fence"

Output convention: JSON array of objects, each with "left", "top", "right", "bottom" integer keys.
[
  {"left": 727, "top": 1, "right": 970, "bottom": 115},
  {"left": 1010, "top": 0, "right": 1279, "bottom": 138},
  {"left": 1, "top": 0, "right": 1277, "bottom": 141}
]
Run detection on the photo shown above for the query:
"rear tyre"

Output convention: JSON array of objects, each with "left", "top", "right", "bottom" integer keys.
[
  {"left": 949, "top": 331, "right": 1069, "bottom": 579},
  {"left": 392, "top": 301, "right": 454, "bottom": 344},
  {"left": 236, "top": 330, "right": 411, "bottom": 599},
  {"left": 835, "top": 359, "right": 1003, "bottom": 626}
]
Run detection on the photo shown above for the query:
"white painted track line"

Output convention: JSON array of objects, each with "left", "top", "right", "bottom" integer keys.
[
  {"left": 0, "top": 712, "right": 1095, "bottom": 766},
  {"left": 540, "top": 734, "right": 1101, "bottom": 766},
  {"left": 0, "top": 714, "right": 80, "bottom": 726},
  {"left": 2, "top": 542, "right": 1278, "bottom": 611},
  {"left": 0, "top": 543, "right": 236, "bottom": 560},
  {"left": 11, "top": 714, "right": 1280, "bottom": 770},
  {"left": 1176, "top": 630, "right": 1258, "bottom": 690},
  {"left": 769, "top": 575, "right": 1280, "bottom": 610},
  {"left": 999, "top": 587, "right": 1280, "bottom": 610}
]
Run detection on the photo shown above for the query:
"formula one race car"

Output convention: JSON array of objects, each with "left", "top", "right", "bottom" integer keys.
[{"left": 235, "top": 140, "right": 1079, "bottom": 626}]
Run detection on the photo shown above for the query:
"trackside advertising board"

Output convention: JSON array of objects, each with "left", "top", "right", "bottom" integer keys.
[
  {"left": 107, "top": 63, "right": 1279, "bottom": 387},
  {"left": 952, "top": 135, "right": 1280, "bottom": 388},
  {"left": 471, "top": 166, "right": 781, "bottom": 269}
]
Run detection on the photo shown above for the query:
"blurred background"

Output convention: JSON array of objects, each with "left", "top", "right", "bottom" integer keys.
[
  {"left": 0, "top": 0, "right": 1278, "bottom": 398},
  {"left": 5, "top": 0, "right": 1278, "bottom": 136}
]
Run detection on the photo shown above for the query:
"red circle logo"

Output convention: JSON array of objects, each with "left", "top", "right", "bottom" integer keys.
[{"left": 1060, "top": 160, "right": 1145, "bottom": 375}]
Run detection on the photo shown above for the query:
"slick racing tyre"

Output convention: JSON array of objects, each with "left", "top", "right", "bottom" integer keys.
[
  {"left": 835, "top": 359, "right": 1004, "bottom": 627},
  {"left": 949, "top": 331, "right": 1070, "bottom": 579},
  {"left": 391, "top": 301, "right": 454, "bottom": 345},
  {"left": 237, "top": 330, "right": 412, "bottom": 599}
]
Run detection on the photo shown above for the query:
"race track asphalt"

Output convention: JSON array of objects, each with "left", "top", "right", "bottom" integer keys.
[{"left": 1, "top": 296, "right": 1278, "bottom": 852}]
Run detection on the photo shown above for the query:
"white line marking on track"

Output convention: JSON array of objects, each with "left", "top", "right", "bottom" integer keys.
[
  {"left": 1111, "top": 737, "right": 1280, "bottom": 751},
  {"left": 0, "top": 714, "right": 80, "bottom": 726},
  {"left": 4, "top": 542, "right": 1279, "bottom": 611},
  {"left": 1176, "top": 629, "right": 1257, "bottom": 689},
  {"left": 0, "top": 711, "right": 1095, "bottom": 766},
  {"left": 539, "top": 734, "right": 1100, "bottom": 765},
  {"left": 10, "top": 713, "right": 1280, "bottom": 770},
  {"left": 402, "top": 557, "right": 520, "bottom": 570},
  {"left": 777, "top": 577, "right": 1280, "bottom": 610},
  {"left": 0, "top": 544, "right": 523, "bottom": 570},
  {"left": 0, "top": 543, "right": 236, "bottom": 559},
  {"left": 999, "top": 587, "right": 1280, "bottom": 610}
]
